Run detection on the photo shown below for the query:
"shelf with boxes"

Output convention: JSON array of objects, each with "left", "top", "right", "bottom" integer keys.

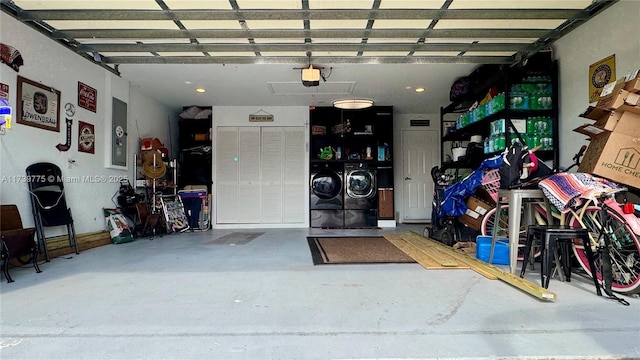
[{"left": 440, "top": 55, "right": 559, "bottom": 175}]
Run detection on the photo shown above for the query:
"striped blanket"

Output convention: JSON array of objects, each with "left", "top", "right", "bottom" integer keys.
[{"left": 538, "top": 173, "right": 619, "bottom": 212}]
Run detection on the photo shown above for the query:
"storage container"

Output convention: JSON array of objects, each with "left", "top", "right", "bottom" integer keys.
[{"left": 476, "top": 235, "right": 509, "bottom": 265}]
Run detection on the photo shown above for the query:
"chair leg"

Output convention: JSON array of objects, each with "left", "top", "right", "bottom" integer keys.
[
  {"left": 520, "top": 230, "right": 534, "bottom": 278},
  {"left": 68, "top": 209, "right": 79, "bottom": 255},
  {"left": 559, "top": 240, "right": 572, "bottom": 282},
  {"left": 31, "top": 247, "right": 42, "bottom": 274},
  {"left": 542, "top": 233, "right": 556, "bottom": 289},
  {"left": 34, "top": 215, "right": 50, "bottom": 262},
  {"left": 2, "top": 253, "right": 14, "bottom": 283}
]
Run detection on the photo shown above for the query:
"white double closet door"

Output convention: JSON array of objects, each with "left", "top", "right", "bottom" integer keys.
[{"left": 216, "top": 126, "right": 305, "bottom": 224}]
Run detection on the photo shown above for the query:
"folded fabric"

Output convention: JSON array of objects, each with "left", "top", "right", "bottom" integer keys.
[{"left": 538, "top": 173, "right": 619, "bottom": 212}]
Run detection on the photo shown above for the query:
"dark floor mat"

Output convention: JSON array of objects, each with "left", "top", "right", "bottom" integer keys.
[
  {"left": 307, "top": 236, "right": 415, "bottom": 265},
  {"left": 209, "top": 232, "right": 264, "bottom": 245}
]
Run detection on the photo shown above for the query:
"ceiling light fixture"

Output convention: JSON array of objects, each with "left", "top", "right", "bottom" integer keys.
[
  {"left": 415, "top": 87, "right": 425, "bottom": 92},
  {"left": 333, "top": 99, "right": 374, "bottom": 110},
  {"left": 195, "top": 87, "right": 206, "bottom": 93}
]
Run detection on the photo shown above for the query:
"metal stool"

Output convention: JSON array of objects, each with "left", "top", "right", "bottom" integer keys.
[
  {"left": 521, "top": 225, "right": 600, "bottom": 295},
  {"left": 489, "top": 189, "right": 553, "bottom": 274}
]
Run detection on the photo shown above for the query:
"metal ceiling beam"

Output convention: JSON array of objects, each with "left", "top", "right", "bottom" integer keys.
[
  {"left": 75, "top": 42, "right": 529, "bottom": 53},
  {"left": 53, "top": 28, "right": 553, "bottom": 40},
  {"left": 17, "top": 9, "right": 586, "bottom": 21},
  {"left": 100, "top": 55, "right": 514, "bottom": 65}
]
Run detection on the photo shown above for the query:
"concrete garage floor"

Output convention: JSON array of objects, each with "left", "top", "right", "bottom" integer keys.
[{"left": 1, "top": 225, "right": 639, "bottom": 360}]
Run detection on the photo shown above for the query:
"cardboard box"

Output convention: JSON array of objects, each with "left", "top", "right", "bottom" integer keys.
[
  {"left": 573, "top": 110, "right": 623, "bottom": 136},
  {"left": 458, "top": 195, "right": 493, "bottom": 231},
  {"left": 624, "top": 69, "right": 640, "bottom": 93},
  {"left": 578, "top": 131, "right": 640, "bottom": 189},
  {"left": 625, "top": 78, "right": 640, "bottom": 94},
  {"left": 612, "top": 111, "right": 640, "bottom": 137},
  {"left": 579, "top": 106, "right": 611, "bottom": 121},
  {"left": 596, "top": 82, "right": 640, "bottom": 113}
]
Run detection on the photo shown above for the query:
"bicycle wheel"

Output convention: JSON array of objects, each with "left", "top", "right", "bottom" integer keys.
[
  {"left": 480, "top": 204, "right": 548, "bottom": 260},
  {"left": 566, "top": 206, "right": 640, "bottom": 294}
]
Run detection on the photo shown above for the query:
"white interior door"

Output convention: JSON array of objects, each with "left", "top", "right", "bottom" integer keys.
[
  {"left": 216, "top": 127, "right": 240, "bottom": 223},
  {"left": 261, "top": 128, "right": 284, "bottom": 223},
  {"left": 402, "top": 129, "right": 438, "bottom": 222},
  {"left": 238, "top": 127, "right": 261, "bottom": 223}
]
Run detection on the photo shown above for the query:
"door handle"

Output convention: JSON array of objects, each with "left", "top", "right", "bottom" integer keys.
[{"left": 405, "top": 177, "right": 411, "bottom": 180}]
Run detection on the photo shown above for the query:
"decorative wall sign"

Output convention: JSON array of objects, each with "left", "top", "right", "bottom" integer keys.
[
  {"left": 0, "top": 43, "right": 24, "bottom": 72},
  {"left": 249, "top": 109, "right": 274, "bottom": 122},
  {"left": 589, "top": 54, "right": 616, "bottom": 103},
  {"left": 0, "top": 83, "right": 8, "bottom": 101},
  {"left": 78, "top": 121, "right": 95, "bottom": 154},
  {"left": 56, "top": 118, "right": 72, "bottom": 152},
  {"left": 64, "top": 102, "right": 75, "bottom": 117},
  {"left": 78, "top": 82, "right": 97, "bottom": 112},
  {"left": 16, "top": 76, "right": 60, "bottom": 132}
]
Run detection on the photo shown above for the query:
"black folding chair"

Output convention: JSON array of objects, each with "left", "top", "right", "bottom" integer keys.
[{"left": 26, "top": 162, "right": 79, "bottom": 262}]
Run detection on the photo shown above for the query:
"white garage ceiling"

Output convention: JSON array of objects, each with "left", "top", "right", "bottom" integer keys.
[{"left": 1, "top": 0, "right": 617, "bottom": 114}]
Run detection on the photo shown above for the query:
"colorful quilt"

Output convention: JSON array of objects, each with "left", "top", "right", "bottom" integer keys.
[{"left": 538, "top": 173, "right": 619, "bottom": 212}]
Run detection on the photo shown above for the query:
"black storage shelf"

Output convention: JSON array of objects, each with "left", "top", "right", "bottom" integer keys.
[
  {"left": 442, "top": 108, "right": 555, "bottom": 142},
  {"left": 309, "top": 106, "right": 394, "bottom": 225},
  {"left": 310, "top": 159, "right": 389, "bottom": 164},
  {"left": 440, "top": 56, "right": 559, "bottom": 176},
  {"left": 178, "top": 106, "right": 213, "bottom": 191}
]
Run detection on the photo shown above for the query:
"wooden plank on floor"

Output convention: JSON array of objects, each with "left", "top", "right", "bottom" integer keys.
[
  {"left": 10, "top": 231, "right": 112, "bottom": 266},
  {"left": 403, "top": 231, "right": 556, "bottom": 301},
  {"left": 397, "top": 232, "right": 492, "bottom": 276},
  {"left": 385, "top": 234, "right": 468, "bottom": 269}
]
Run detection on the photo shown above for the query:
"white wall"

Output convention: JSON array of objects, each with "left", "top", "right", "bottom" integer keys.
[
  {"left": 553, "top": 0, "right": 640, "bottom": 168},
  {"left": 0, "top": 13, "right": 173, "bottom": 234}
]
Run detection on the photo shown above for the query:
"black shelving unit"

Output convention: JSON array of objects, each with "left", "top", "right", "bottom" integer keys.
[
  {"left": 310, "top": 106, "right": 394, "bottom": 223},
  {"left": 178, "top": 106, "right": 212, "bottom": 192},
  {"left": 440, "top": 56, "right": 559, "bottom": 178},
  {"left": 310, "top": 106, "right": 393, "bottom": 165}
]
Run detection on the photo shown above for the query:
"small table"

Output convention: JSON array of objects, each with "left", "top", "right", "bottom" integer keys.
[{"left": 490, "top": 189, "right": 553, "bottom": 274}]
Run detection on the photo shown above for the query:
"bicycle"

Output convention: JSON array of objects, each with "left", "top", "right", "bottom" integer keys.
[
  {"left": 561, "top": 186, "right": 640, "bottom": 296},
  {"left": 480, "top": 148, "right": 640, "bottom": 295}
]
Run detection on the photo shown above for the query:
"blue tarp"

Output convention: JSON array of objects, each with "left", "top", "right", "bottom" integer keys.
[{"left": 439, "top": 155, "right": 503, "bottom": 218}]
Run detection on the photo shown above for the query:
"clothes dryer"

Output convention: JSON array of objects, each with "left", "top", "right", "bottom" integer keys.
[
  {"left": 344, "top": 162, "right": 377, "bottom": 227},
  {"left": 310, "top": 163, "right": 344, "bottom": 227}
]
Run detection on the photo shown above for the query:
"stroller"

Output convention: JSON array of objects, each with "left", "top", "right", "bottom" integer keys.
[
  {"left": 427, "top": 156, "right": 503, "bottom": 246},
  {"left": 425, "top": 166, "right": 459, "bottom": 246}
]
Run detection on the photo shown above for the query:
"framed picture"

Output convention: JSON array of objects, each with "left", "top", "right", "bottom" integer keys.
[
  {"left": 78, "top": 81, "right": 97, "bottom": 112},
  {"left": 78, "top": 121, "right": 95, "bottom": 154},
  {"left": 589, "top": 54, "right": 616, "bottom": 103},
  {"left": 16, "top": 76, "right": 60, "bottom": 132}
]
